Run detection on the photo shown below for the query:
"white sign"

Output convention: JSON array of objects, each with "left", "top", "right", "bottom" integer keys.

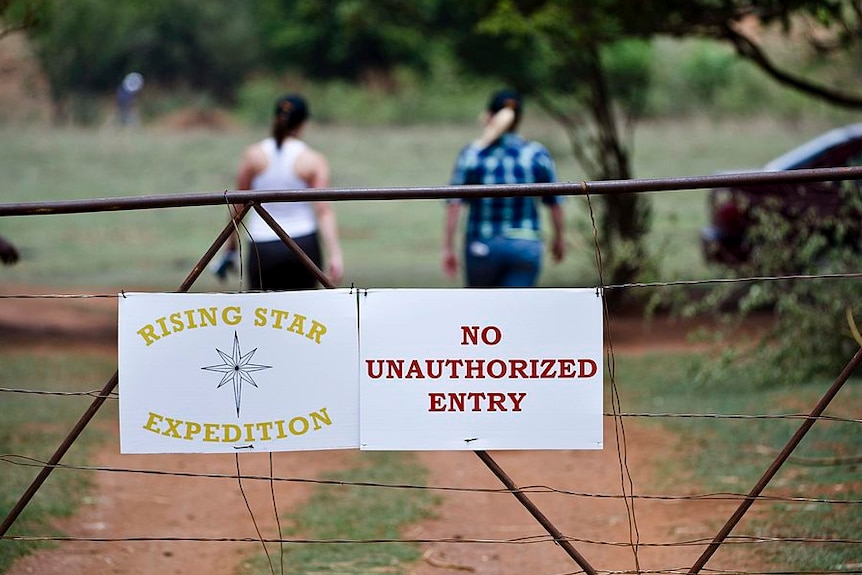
[
  {"left": 118, "top": 290, "right": 359, "bottom": 453},
  {"left": 359, "top": 289, "right": 603, "bottom": 450}
]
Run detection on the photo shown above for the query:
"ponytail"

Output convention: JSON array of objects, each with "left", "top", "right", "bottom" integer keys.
[
  {"left": 271, "top": 95, "right": 310, "bottom": 150},
  {"left": 272, "top": 109, "right": 292, "bottom": 150},
  {"left": 474, "top": 107, "right": 516, "bottom": 150},
  {"left": 475, "top": 89, "right": 523, "bottom": 149}
]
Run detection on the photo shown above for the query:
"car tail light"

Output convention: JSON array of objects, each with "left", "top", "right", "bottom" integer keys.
[{"left": 714, "top": 197, "right": 746, "bottom": 237}]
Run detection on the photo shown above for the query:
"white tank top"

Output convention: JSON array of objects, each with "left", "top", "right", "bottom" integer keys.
[{"left": 245, "top": 137, "right": 317, "bottom": 242}]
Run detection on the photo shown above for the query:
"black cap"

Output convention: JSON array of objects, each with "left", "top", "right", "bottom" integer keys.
[
  {"left": 274, "top": 94, "right": 309, "bottom": 124},
  {"left": 487, "top": 89, "right": 522, "bottom": 114}
]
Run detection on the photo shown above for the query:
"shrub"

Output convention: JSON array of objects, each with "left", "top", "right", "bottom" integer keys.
[{"left": 682, "top": 182, "right": 862, "bottom": 387}]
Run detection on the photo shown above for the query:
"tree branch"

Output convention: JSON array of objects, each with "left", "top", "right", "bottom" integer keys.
[{"left": 724, "top": 22, "right": 862, "bottom": 110}]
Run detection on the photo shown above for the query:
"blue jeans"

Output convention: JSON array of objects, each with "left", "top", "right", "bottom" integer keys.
[{"left": 464, "top": 236, "right": 543, "bottom": 287}]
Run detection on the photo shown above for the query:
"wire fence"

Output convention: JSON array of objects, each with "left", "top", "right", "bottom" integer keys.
[{"left": 2, "top": 167, "right": 862, "bottom": 575}]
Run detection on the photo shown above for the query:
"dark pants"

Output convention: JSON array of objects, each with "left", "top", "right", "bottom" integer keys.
[{"left": 247, "top": 233, "right": 322, "bottom": 290}]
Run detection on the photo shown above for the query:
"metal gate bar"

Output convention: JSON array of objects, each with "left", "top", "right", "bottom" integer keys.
[
  {"left": 0, "top": 204, "right": 250, "bottom": 538},
  {"left": 688, "top": 345, "right": 862, "bottom": 573}
]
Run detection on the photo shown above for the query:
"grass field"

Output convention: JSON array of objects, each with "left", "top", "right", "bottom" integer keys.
[
  {"left": 621, "top": 352, "right": 862, "bottom": 570},
  {"left": 0, "top": 115, "right": 845, "bottom": 291},
  {"left": 0, "top": 353, "right": 116, "bottom": 571}
]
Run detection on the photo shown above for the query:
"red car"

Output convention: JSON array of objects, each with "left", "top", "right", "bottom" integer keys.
[{"left": 701, "top": 123, "right": 862, "bottom": 266}]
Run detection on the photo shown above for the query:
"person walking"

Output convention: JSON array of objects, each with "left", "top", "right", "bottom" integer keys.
[
  {"left": 216, "top": 93, "right": 343, "bottom": 290},
  {"left": 442, "top": 89, "right": 565, "bottom": 287}
]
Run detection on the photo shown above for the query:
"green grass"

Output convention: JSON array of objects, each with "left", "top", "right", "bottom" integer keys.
[
  {"left": 0, "top": 352, "right": 117, "bottom": 572},
  {"left": 239, "top": 451, "right": 436, "bottom": 575},
  {"left": 0, "top": 116, "right": 849, "bottom": 291},
  {"left": 618, "top": 351, "right": 862, "bottom": 570}
]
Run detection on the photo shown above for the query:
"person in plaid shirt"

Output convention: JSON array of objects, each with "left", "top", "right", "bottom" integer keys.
[{"left": 442, "top": 89, "right": 566, "bottom": 287}]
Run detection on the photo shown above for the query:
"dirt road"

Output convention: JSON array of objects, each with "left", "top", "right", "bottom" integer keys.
[{"left": 1, "top": 288, "right": 767, "bottom": 574}]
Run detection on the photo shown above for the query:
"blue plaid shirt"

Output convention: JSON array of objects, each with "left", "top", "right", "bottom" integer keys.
[{"left": 449, "top": 133, "right": 561, "bottom": 241}]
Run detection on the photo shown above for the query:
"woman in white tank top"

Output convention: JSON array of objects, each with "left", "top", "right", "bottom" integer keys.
[{"left": 219, "top": 94, "right": 343, "bottom": 290}]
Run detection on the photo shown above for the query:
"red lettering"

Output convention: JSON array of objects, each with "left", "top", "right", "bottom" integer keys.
[
  {"left": 487, "top": 392, "right": 506, "bottom": 411},
  {"left": 460, "top": 325, "right": 480, "bottom": 345},
  {"left": 429, "top": 393, "right": 445, "bottom": 411},
  {"left": 465, "top": 360, "right": 484, "bottom": 379},
  {"left": 508, "top": 392, "right": 526, "bottom": 411},
  {"left": 405, "top": 359, "right": 424, "bottom": 378},
  {"left": 540, "top": 359, "right": 556, "bottom": 378},
  {"left": 448, "top": 392, "right": 465, "bottom": 411},
  {"left": 509, "top": 358, "right": 528, "bottom": 378},
  {"left": 579, "top": 359, "right": 598, "bottom": 378},
  {"left": 557, "top": 358, "right": 577, "bottom": 378},
  {"left": 487, "top": 359, "right": 507, "bottom": 378},
  {"left": 467, "top": 392, "right": 486, "bottom": 411}
]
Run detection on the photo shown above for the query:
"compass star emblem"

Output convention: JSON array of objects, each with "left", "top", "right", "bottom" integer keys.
[{"left": 202, "top": 331, "right": 272, "bottom": 417}]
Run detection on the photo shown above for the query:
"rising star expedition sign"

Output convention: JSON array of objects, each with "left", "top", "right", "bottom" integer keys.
[{"left": 118, "top": 290, "right": 360, "bottom": 454}]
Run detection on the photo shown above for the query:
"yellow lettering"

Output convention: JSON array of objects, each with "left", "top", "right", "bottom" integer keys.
[
  {"left": 255, "top": 421, "right": 274, "bottom": 440},
  {"left": 306, "top": 320, "right": 327, "bottom": 344},
  {"left": 142, "top": 411, "right": 163, "bottom": 432},
  {"left": 223, "top": 305, "right": 242, "bottom": 325},
  {"left": 222, "top": 424, "right": 241, "bottom": 442},
  {"left": 162, "top": 417, "right": 183, "bottom": 438},
  {"left": 270, "top": 308, "right": 290, "bottom": 329},
  {"left": 275, "top": 419, "right": 288, "bottom": 439},
  {"left": 183, "top": 421, "right": 201, "bottom": 440},
  {"left": 183, "top": 309, "right": 199, "bottom": 329},
  {"left": 254, "top": 306, "right": 267, "bottom": 327},
  {"left": 203, "top": 423, "right": 220, "bottom": 442},
  {"left": 137, "top": 325, "right": 160, "bottom": 346},
  {"left": 310, "top": 408, "right": 332, "bottom": 430},
  {"left": 287, "top": 313, "right": 306, "bottom": 335},
  {"left": 169, "top": 312, "right": 185, "bottom": 333},
  {"left": 198, "top": 307, "right": 217, "bottom": 327},
  {"left": 289, "top": 416, "right": 309, "bottom": 435},
  {"left": 139, "top": 410, "right": 333, "bottom": 444},
  {"left": 155, "top": 316, "right": 171, "bottom": 337}
]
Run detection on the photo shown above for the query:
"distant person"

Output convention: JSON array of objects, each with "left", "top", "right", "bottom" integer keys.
[
  {"left": 116, "top": 72, "right": 143, "bottom": 126},
  {"left": 442, "top": 89, "right": 565, "bottom": 287},
  {"left": 215, "top": 93, "right": 344, "bottom": 290},
  {"left": 0, "top": 234, "right": 19, "bottom": 265}
]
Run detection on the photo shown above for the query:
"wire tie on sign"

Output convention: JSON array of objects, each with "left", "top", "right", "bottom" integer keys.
[
  {"left": 349, "top": 282, "right": 354, "bottom": 295},
  {"left": 120, "top": 290, "right": 126, "bottom": 299},
  {"left": 464, "top": 437, "right": 478, "bottom": 443}
]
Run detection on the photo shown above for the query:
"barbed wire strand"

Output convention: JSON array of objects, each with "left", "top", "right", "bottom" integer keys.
[
  {"left": 2, "top": 454, "right": 859, "bottom": 504},
  {"left": 3, "top": 390, "right": 859, "bottom": 426},
  {"left": 4, "top": 270, "right": 862, "bottom": 300},
  {"left": 3, "top": 533, "right": 859, "bottom": 547}
]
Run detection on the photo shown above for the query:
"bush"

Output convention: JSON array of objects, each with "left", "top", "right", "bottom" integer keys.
[{"left": 681, "top": 182, "right": 862, "bottom": 387}]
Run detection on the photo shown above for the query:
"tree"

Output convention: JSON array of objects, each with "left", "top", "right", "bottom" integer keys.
[
  {"left": 0, "top": 0, "right": 42, "bottom": 41},
  {"left": 22, "top": 0, "right": 260, "bottom": 122},
  {"left": 254, "top": 0, "right": 441, "bottom": 91},
  {"left": 439, "top": 0, "right": 862, "bottom": 288}
]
